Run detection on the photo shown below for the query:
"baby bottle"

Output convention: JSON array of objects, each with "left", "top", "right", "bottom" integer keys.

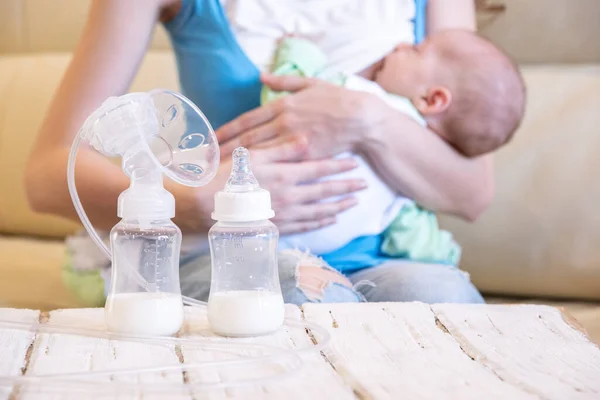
[
  {"left": 105, "top": 162, "right": 184, "bottom": 337},
  {"left": 207, "top": 148, "right": 285, "bottom": 337}
]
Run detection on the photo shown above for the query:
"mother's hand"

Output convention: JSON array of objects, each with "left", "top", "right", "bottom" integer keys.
[
  {"left": 199, "top": 138, "right": 366, "bottom": 234},
  {"left": 216, "top": 73, "right": 382, "bottom": 159}
]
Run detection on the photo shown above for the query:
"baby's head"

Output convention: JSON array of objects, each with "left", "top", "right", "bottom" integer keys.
[{"left": 374, "top": 30, "right": 525, "bottom": 157}]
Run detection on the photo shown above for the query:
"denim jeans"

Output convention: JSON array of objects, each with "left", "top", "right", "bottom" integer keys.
[{"left": 180, "top": 249, "right": 484, "bottom": 304}]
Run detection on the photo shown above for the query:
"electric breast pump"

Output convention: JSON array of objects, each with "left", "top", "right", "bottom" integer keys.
[{"left": 68, "top": 90, "right": 220, "bottom": 336}]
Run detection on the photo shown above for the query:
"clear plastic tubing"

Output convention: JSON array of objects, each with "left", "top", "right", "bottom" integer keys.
[
  {"left": 0, "top": 130, "right": 332, "bottom": 395},
  {"left": 0, "top": 317, "right": 329, "bottom": 394}
]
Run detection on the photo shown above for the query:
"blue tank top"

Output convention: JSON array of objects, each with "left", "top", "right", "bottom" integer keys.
[
  {"left": 163, "top": 0, "right": 428, "bottom": 272},
  {"left": 163, "top": 0, "right": 262, "bottom": 129}
]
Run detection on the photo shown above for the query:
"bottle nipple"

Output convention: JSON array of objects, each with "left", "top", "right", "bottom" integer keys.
[
  {"left": 212, "top": 147, "right": 274, "bottom": 222},
  {"left": 225, "top": 147, "right": 259, "bottom": 193}
]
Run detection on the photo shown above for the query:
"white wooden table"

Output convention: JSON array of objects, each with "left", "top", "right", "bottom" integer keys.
[{"left": 1, "top": 303, "right": 599, "bottom": 399}]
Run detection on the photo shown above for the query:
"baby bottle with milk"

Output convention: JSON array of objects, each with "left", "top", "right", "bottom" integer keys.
[
  {"left": 208, "top": 147, "right": 285, "bottom": 337},
  {"left": 105, "top": 166, "right": 184, "bottom": 336}
]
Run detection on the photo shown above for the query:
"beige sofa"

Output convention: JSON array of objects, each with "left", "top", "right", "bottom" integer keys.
[{"left": 0, "top": 0, "right": 598, "bottom": 339}]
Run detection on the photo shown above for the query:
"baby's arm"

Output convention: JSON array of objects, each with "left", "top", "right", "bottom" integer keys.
[{"left": 260, "top": 37, "right": 328, "bottom": 105}]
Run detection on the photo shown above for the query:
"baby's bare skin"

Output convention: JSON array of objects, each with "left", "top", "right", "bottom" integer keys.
[{"left": 360, "top": 30, "right": 525, "bottom": 157}]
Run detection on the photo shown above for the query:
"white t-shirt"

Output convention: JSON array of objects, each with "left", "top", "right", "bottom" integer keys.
[{"left": 221, "top": 0, "right": 417, "bottom": 75}]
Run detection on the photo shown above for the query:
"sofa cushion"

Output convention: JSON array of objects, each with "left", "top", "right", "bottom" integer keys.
[
  {"left": 440, "top": 65, "right": 600, "bottom": 300},
  {"left": 0, "top": 0, "right": 172, "bottom": 54},
  {"left": 479, "top": 0, "right": 600, "bottom": 64},
  {"left": 0, "top": 236, "right": 83, "bottom": 310}
]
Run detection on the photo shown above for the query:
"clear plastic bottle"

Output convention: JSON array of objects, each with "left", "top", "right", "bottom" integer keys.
[
  {"left": 104, "top": 167, "right": 184, "bottom": 336},
  {"left": 207, "top": 148, "right": 285, "bottom": 337},
  {"left": 105, "top": 219, "right": 183, "bottom": 336}
]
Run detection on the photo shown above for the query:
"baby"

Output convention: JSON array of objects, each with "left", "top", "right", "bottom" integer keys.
[
  {"left": 264, "top": 29, "right": 525, "bottom": 157},
  {"left": 266, "top": 29, "right": 525, "bottom": 267},
  {"left": 369, "top": 30, "right": 525, "bottom": 156}
]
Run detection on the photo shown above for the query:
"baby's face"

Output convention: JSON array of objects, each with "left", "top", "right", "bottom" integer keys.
[{"left": 374, "top": 35, "right": 447, "bottom": 99}]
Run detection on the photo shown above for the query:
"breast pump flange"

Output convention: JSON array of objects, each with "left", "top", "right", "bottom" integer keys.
[{"left": 67, "top": 89, "right": 286, "bottom": 339}]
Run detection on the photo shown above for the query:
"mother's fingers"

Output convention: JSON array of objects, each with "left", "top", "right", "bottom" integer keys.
[
  {"left": 288, "top": 158, "right": 359, "bottom": 183},
  {"left": 273, "top": 179, "right": 366, "bottom": 206},
  {"left": 219, "top": 119, "right": 281, "bottom": 157},
  {"left": 258, "top": 158, "right": 360, "bottom": 186},
  {"left": 276, "top": 217, "right": 336, "bottom": 235},
  {"left": 272, "top": 197, "right": 358, "bottom": 223},
  {"left": 260, "top": 73, "right": 321, "bottom": 92},
  {"left": 216, "top": 99, "right": 284, "bottom": 144},
  {"left": 250, "top": 135, "right": 308, "bottom": 163}
]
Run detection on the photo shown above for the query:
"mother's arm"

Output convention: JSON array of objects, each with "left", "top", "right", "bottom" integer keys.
[
  {"left": 427, "top": 0, "right": 477, "bottom": 33},
  {"left": 363, "top": 0, "right": 492, "bottom": 221},
  {"left": 417, "top": 0, "right": 494, "bottom": 220},
  {"left": 217, "top": 74, "right": 493, "bottom": 222},
  {"left": 359, "top": 97, "right": 494, "bottom": 221}
]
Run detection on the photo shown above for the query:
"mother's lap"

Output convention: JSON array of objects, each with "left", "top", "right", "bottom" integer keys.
[{"left": 179, "top": 249, "right": 484, "bottom": 305}]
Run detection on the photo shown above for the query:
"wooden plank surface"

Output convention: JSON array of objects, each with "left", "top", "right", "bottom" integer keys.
[
  {"left": 11, "top": 308, "right": 187, "bottom": 400},
  {"left": 177, "top": 305, "right": 355, "bottom": 399},
  {"left": 0, "top": 309, "right": 39, "bottom": 400},
  {"left": 433, "top": 304, "right": 600, "bottom": 399},
  {"left": 302, "top": 302, "right": 535, "bottom": 400},
  {"left": 0, "top": 303, "right": 598, "bottom": 399}
]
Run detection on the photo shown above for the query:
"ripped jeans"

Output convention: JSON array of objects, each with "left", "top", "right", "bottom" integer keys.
[{"left": 179, "top": 249, "right": 484, "bottom": 304}]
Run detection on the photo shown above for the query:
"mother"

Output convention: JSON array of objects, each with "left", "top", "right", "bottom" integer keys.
[{"left": 25, "top": 0, "right": 492, "bottom": 304}]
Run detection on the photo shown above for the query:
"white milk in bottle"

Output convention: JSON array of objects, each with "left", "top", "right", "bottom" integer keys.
[{"left": 207, "top": 148, "right": 285, "bottom": 337}]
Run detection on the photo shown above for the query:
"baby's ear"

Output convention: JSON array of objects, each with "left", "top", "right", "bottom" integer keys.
[{"left": 413, "top": 87, "right": 452, "bottom": 115}]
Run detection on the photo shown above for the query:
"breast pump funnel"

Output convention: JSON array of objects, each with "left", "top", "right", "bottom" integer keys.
[
  {"left": 208, "top": 148, "right": 285, "bottom": 337},
  {"left": 68, "top": 90, "right": 220, "bottom": 336}
]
